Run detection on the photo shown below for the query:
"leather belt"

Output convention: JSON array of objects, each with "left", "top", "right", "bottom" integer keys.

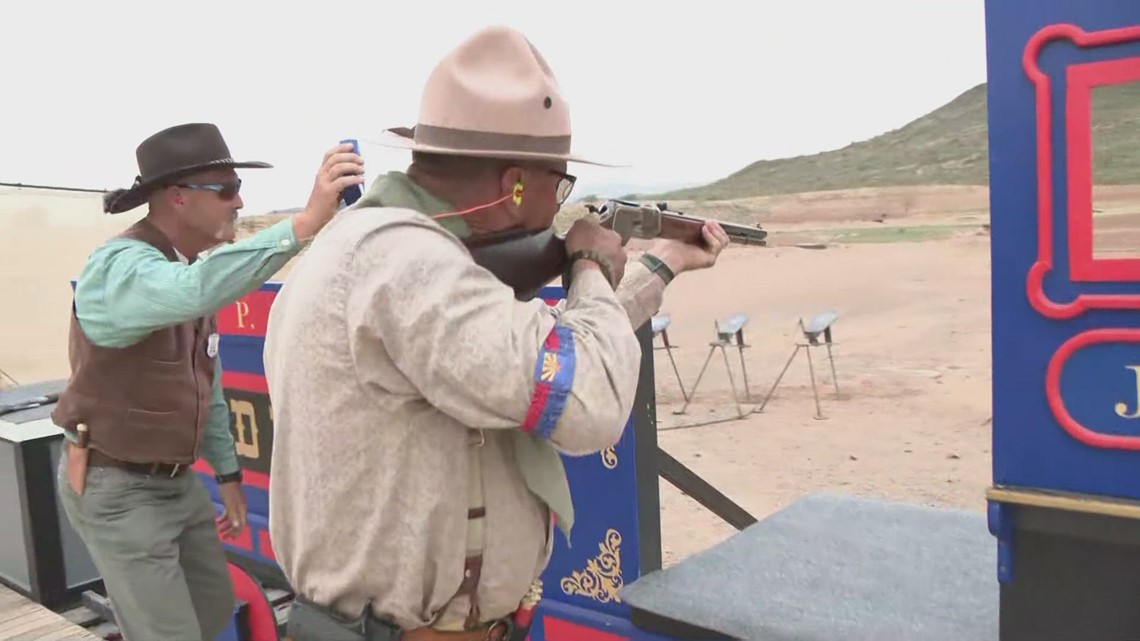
[
  {"left": 88, "top": 449, "right": 189, "bottom": 478},
  {"left": 400, "top": 620, "right": 511, "bottom": 641},
  {"left": 285, "top": 595, "right": 514, "bottom": 641},
  {"left": 283, "top": 629, "right": 508, "bottom": 641}
]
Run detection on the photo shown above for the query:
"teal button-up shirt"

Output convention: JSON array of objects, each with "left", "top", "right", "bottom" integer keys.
[{"left": 66, "top": 217, "right": 305, "bottom": 475}]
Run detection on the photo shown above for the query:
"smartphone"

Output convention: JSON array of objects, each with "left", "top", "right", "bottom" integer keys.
[{"left": 340, "top": 138, "right": 363, "bottom": 207}]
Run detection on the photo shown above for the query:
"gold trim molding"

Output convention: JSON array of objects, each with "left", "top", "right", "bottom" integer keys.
[
  {"left": 987, "top": 485, "right": 1140, "bottom": 520},
  {"left": 560, "top": 528, "right": 623, "bottom": 603}
]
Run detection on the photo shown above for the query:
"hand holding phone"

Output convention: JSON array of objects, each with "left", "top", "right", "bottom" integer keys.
[{"left": 340, "top": 138, "right": 364, "bottom": 206}]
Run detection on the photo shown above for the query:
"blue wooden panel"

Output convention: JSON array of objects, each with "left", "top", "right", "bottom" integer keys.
[
  {"left": 986, "top": 0, "right": 1140, "bottom": 499},
  {"left": 529, "top": 598, "right": 703, "bottom": 641},
  {"left": 216, "top": 335, "right": 267, "bottom": 375},
  {"left": 216, "top": 616, "right": 242, "bottom": 641},
  {"left": 538, "top": 418, "right": 640, "bottom": 618},
  {"left": 535, "top": 286, "right": 645, "bottom": 620},
  {"left": 1057, "top": 338, "right": 1140, "bottom": 438}
]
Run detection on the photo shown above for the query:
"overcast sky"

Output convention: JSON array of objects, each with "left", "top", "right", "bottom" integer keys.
[{"left": 0, "top": 0, "right": 987, "bottom": 214}]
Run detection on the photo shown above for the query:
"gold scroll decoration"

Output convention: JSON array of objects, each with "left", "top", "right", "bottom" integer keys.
[
  {"left": 560, "top": 528, "right": 623, "bottom": 603},
  {"left": 601, "top": 446, "right": 618, "bottom": 469}
]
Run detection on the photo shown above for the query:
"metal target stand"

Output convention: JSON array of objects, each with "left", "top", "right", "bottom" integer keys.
[
  {"left": 651, "top": 314, "right": 688, "bottom": 402},
  {"left": 756, "top": 310, "right": 841, "bottom": 420},
  {"left": 673, "top": 313, "right": 752, "bottom": 418}
]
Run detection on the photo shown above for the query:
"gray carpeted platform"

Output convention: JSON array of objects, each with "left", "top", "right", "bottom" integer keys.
[
  {"left": 0, "top": 379, "right": 66, "bottom": 423},
  {"left": 621, "top": 492, "right": 998, "bottom": 641}
]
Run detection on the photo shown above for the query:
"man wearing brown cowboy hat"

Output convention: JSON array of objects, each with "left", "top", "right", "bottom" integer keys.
[
  {"left": 263, "top": 25, "right": 730, "bottom": 641},
  {"left": 50, "top": 122, "right": 364, "bottom": 641}
]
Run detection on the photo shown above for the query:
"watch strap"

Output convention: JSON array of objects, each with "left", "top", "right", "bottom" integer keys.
[
  {"left": 639, "top": 253, "right": 675, "bottom": 285},
  {"left": 564, "top": 249, "right": 615, "bottom": 289},
  {"left": 215, "top": 469, "right": 243, "bottom": 485}
]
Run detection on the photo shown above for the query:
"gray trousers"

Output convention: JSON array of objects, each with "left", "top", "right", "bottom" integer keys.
[{"left": 57, "top": 453, "right": 236, "bottom": 641}]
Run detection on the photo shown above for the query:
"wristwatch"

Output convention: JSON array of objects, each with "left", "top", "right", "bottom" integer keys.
[{"left": 215, "top": 469, "right": 243, "bottom": 485}]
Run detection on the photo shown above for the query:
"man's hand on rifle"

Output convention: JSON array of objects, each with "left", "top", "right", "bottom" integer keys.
[
  {"left": 565, "top": 218, "right": 628, "bottom": 287},
  {"left": 647, "top": 220, "right": 730, "bottom": 274}
]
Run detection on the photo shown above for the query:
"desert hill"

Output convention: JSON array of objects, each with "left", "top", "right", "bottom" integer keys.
[
  {"left": 643, "top": 81, "right": 1140, "bottom": 202},
  {"left": 249, "top": 80, "right": 1140, "bottom": 230}
]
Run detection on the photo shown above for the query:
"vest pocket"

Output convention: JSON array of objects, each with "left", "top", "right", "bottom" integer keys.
[
  {"left": 122, "top": 407, "right": 194, "bottom": 460},
  {"left": 123, "top": 408, "right": 185, "bottom": 436}
]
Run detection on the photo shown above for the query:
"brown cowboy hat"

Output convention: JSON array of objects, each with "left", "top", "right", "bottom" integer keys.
[
  {"left": 103, "top": 122, "right": 272, "bottom": 214},
  {"left": 374, "top": 26, "right": 623, "bottom": 168}
]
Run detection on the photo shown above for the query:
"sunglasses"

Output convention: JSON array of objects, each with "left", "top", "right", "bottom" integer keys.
[{"left": 174, "top": 179, "right": 242, "bottom": 200}]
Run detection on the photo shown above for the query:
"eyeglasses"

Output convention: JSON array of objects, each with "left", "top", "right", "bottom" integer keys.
[
  {"left": 550, "top": 170, "right": 576, "bottom": 205},
  {"left": 174, "top": 179, "right": 242, "bottom": 200}
]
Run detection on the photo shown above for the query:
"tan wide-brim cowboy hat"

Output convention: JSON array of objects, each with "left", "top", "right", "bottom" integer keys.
[
  {"left": 103, "top": 123, "right": 272, "bottom": 214},
  {"left": 374, "top": 26, "right": 623, "bottom": 168}
]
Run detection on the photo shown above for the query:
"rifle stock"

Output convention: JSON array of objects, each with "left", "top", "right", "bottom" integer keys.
[
  {"left": 467, "top": 199, "right": 767, "bottom": 300},
  {"left": 466, "top": 228, "right": 569, "bottom": 299}
]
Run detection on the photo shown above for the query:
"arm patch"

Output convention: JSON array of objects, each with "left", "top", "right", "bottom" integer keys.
[{"left": 520, "top": 325, "right": 576, "bottom": 439}]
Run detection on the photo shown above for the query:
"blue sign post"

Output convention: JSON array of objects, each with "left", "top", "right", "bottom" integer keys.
[{"left": 985, "top": 0, "right": 1140, "bottom": 637}]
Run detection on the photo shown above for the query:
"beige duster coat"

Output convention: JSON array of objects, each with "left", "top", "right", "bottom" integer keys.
[{"left": 263, "top": 183, "right": 666, "bottom": 630}]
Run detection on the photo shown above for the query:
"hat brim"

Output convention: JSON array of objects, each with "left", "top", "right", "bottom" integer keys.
[
  {"left": 104, "top": 159, "right": 273, "bottom": 214},
  {"left": 373, "top": 128, "right": 626, "bottom": 168}
]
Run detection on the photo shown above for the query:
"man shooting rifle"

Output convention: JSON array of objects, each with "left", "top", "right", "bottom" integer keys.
[
  {"left": 264, "top": 25, "right": 731, "bottom": 641},
  {"left": 468, "top": 198, "right": 768, "bottom": 298}
]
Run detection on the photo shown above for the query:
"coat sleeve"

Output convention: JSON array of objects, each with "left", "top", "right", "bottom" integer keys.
[
  {"left": 546, "top": 256, "right": 667, "bottom": 335},
  {"left": 344, "top": 222, "right": 644, "bottom": 456},
  {"left": 613, "top": 257, "right": 667, "bottom": 333}
]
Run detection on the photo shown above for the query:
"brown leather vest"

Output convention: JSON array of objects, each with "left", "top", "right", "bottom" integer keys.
[{"left": 50, "top": 218, "right": 218, "bottom": 464}]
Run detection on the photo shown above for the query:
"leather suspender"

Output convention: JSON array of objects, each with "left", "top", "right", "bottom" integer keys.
[
  {"left": 432, "top": 428, "right": 488, "bottom": 631},
  {"left": 462, "top": 428, "right": 487, "bottom": 629}
]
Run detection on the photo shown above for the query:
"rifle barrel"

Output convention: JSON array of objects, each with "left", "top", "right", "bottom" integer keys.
[
  {"left": 0, "top": 181, "right": 107, "bottom": 194},
  {"left": 719, "top": 220, "right": 768, "bottom": 245}
]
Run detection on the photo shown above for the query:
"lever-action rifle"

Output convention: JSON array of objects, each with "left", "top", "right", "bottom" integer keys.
[{"left": 467, "top": 199, "right": 767, "bottom": 300}]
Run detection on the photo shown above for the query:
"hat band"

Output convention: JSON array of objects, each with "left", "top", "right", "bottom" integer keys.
[{"left": 415, "top": 124, "right": 571, "bottom": 155}]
